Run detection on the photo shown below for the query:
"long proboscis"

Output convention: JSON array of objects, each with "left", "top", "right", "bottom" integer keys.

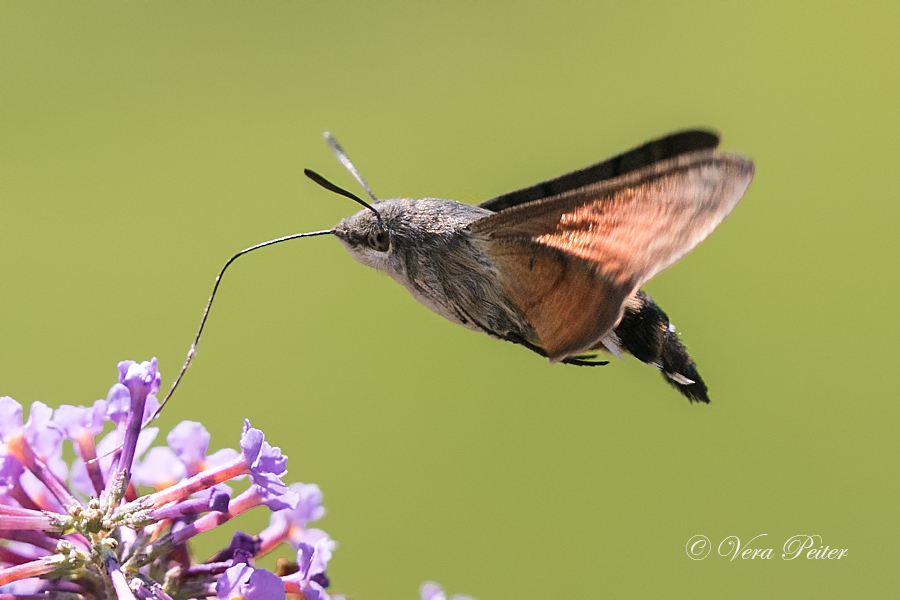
[{"left": 148, "top": 229, "right": 333, "bottom": 423}]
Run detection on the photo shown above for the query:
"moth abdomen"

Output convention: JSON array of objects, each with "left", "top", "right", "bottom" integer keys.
[
  {"left": 658, "top": 327, "right": 708, "bottom": 403},
  {"left": 612, "top": 291, "right": 709, "bottom": 403}
]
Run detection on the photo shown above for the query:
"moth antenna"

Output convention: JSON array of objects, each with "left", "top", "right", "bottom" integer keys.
[
  {"left": 148, "top": 229, "right": 333, "bottom": 424},
  {"left": 304, "top": 168, "right": 383, "bottom": 222},
  {"left": 323, "top": 132, "right": 378, "bottom": 202}
]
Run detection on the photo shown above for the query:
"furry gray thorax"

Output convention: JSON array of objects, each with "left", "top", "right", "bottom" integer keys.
[{"left": 333, "top": 197, "right": 541, "bottom": 346}]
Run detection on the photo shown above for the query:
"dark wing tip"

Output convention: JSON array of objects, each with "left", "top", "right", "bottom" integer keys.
[{"left": 479, "top": 129, "right": 723, "bottom": 212}]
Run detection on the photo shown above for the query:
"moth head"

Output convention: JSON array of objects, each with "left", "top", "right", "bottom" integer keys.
[
  {"left": 303, "top": 133, "right": 401, "bottom": 272},
  {"left": 332, "top": 206, "right": 393, "bottom": 270}
]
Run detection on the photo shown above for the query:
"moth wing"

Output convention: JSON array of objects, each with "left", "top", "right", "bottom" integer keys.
[
  {"left": 484, "top": 242, "right": 632, "bottom": 361},
  {"left": 470, "top": 150, "right": 754, "bottom": 361},
  {"left": 478, "top": 130, "right": 721, "bottom": 212}
]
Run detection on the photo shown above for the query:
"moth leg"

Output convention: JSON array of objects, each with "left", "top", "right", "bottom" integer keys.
[
  {"left": 501, "top": 331, "right": 609, "bottom": 366},
  {"left": 499, "top": 331, "right": 547, "bottom": 355},
  {"left": 561, "top": 356, "right": 610, "bottom": 367}
]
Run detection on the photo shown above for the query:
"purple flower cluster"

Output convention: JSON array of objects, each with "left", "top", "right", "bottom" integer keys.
[
  {"left": 0, "top": 358, "right": 474, "bottom": 600},
  {"left": 0, "top": 359, "right": 334, "bottom": 599}
]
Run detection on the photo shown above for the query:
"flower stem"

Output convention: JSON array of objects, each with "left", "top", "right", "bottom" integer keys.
[
  {"left": 4, "top": 529, "right": 63, "bottom": 553},
  {"left": 0, "top": 544, "right": 37, "bottom": 565},
  {"left": 283, "top": 579, "right": 304, "bottom": 595},
  {"left": 257, "top": 520, "right": 290, "bottom": 556},
  {"left": 130, "top": 455, "right": 248, "bottom": 510},
  {"left": 8, "top": 484, "right": 41, "bottom": 512},
  {"left": 0, "top": 556, "right": 57, "bottom": 586},
  {"left": 169, "top": 488, "right": 262, "bottom": 548},
  {"left": 147, "top": 497, "right": 224, "bottom": 522},
  {"left": 107, "top": 555, "right": 138, "bottom": 600},
  {"left": 6, "top": 435, "right": 80, "bottom": 512},
  {"left": 0, "top": 513, "right": 55, "bottom": 531},
  {"left": 0, "top": 504, "right": 53, "bottom": 518},
  {"left": 107, "top": 400, "right": 147, "bottom": 506},
  {"left": 75, "top": 432, "right": 106, "bottom": 495},
  {"left": 134, "top": 487, "right": 263, "bottom": 568}
]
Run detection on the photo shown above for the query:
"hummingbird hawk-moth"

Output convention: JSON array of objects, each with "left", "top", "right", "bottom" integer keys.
[{"left": 158, "top": 129, "right": 753, "bottom": 416}]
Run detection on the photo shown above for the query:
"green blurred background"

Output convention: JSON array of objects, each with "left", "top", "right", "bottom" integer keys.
[{"left": 1, "top": 2, "right": 898, "bottom": 598}]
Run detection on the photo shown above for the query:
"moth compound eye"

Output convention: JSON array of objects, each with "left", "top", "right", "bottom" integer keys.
[{"left": 367, "top": 230, "right": 390, "bottom": 252}]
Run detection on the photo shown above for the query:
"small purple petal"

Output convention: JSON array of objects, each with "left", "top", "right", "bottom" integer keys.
[
  {"left": 254, "top": 443, "right": 288, "bottom": 483},
  {"left": 134, "top": 428, "right": 161, "bottom": 464},
  {"left": 0, "top": 397, "right": 24, "bottom": 440},
  {"left": 106, "top": 388, "right": 158, "bottom": 428},
  {"left": 262, "top": 487, "right": 299, "bottom": 512},
  {"left": 206, "top": 448, "right": 240, "bottom": 469},
  {"left": 231, "top": 548, "right": 253, "bottom": 565},
  {"left": 167, "top": 421, "right": 210, "bottom": 472},
  {"left": 68, "top": 456, "right": 93, "bottom": 498},
  {"left": 216, "top": 563, "right": 252, "bottom": 599},
  {"left": 46, "top": 455, "right": 68, "bottom": 481},
  {"left": 143, "top": 394, "right": 160, "bottom": 425},
  {"left": 264, "top": 483, "right": 325, "bottom": 545},
  {"left": 0, "top": 454, "right": 25, "bottom": 494},
  {"left": 24, "top": 402, "right": 65, "bottom": 460},
  {"left": 223, "top": 531, "right": 261, "bottom": 560},
  {"left": 310, "top": 572, "right": 330, "bottom": 589},
  {"left": 106, "top": 384, "right": 132, "bottom": 425},
  {"left": 421, "top": 583, "right": 446, "bottom": 600},
  {"left": 243, "top": 568, "right": 285, "bottom": 600},
  {"left": 296, "top": 542, "right": 315, "bottom": 579},
  {"left": 239, "top": 420, "right": 264, "bottom": 464},
  {"left": 303, "top": 585, "right": 331, "bottom": 600},
  {"left": 51, "top": 405, "right": 84, "bottom": 437},
  {"left": 193, "top": 482, "right": 234, "bottom": 502},
  {"left": 240, "top": 420, "right": 293, "bottom": 504},
  {"left": 133, "top": 446, "right": 186, "bottom": 489},
  {"left": 216, "top": 564, "right": 285, "bottom": 600},
  {"left": 285, "top": 542, "right": 332, "bottom": 600},
  {"left": 295, "top": 529, "right": 335, "bottom": 576},
  {"left": 117, "top": 358, "right": 161, "bottom": 398},
  {"left": 420, "top": 583, "right": 476, "bottom": 600},
  {"left": 289, "top": 483, "right": 325, "bottom": 527},
  {"left": 209, "top": 490, "right": 230, "bottom": 513},
  {"left": 53, "top": 401, "right": 107, "bottom": 440}
]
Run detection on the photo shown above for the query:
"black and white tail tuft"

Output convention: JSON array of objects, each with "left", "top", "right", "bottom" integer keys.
[{"left": 612, "top": 291, "right": 710, "bottom": 403}]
